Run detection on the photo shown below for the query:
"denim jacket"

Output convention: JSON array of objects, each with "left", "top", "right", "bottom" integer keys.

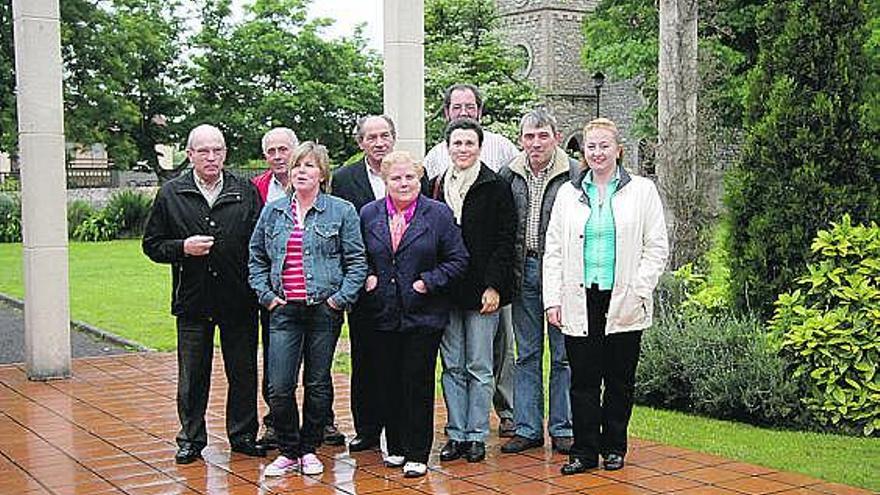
[{"left": 248, "top": 192, "right": 368, "bottom": 310}]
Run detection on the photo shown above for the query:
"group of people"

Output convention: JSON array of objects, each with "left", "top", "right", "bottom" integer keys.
[{"left": 142, "top": 83, "right": 669, "bottom": 480}]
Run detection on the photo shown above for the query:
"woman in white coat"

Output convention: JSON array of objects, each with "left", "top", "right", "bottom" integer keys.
[{"left": 543, "top": 118, "right": 668, "bottom": 475}]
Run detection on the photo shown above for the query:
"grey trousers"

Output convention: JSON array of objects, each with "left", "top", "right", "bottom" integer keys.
[{"left": 493, "top": 304, "right": 515, "bottom": 420}]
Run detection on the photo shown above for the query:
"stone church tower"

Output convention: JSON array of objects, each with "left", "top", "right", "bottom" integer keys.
[{"left": 495, "top": 0, "right": 642, "bottom": 169}]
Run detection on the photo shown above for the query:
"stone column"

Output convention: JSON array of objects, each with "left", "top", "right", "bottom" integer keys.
[
  {"left": 13, "top": 0, "right": 71, "bottom": 379},
  {"left": 383, "top": 0, "right": 425, "bottom": 158}
]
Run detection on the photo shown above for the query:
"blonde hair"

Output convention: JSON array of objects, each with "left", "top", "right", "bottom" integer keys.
[
  {"left": 286, "top": 141, "right": 331, "bottom": 193},
  {"left": 581, "top": 118, "right": 624, "bottom": 167},
  {"left": 380, "top": 150, "right": 425, "bottom": 181}
]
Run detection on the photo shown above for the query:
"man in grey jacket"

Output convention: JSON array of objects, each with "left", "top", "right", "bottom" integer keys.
[{"left": 498, "top": 108, "right": 578, "bottom": 454}]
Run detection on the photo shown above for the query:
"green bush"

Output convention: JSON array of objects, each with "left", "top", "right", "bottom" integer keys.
[
  {"left": 638, "top": 306, "right": 811, "bottom": 429},
  {"left": 724, "top": 1, "right": 880, "bottom": 317},
  {"left": 769, "top": 215, "right": 880, "bottom": 436},
  {"left": 0, "top": 193, "right": 21, "bottom": 242},
  {"left": 67, "top": 200, "right": 96, "bottom": 238},
  {"left": 72, "top": 210, "right": 121, "bottom": 242},
  {"left": 0, "top": 178, "right": 20, "bottom": 192},
  {"left": 104, "top": 189, "right": 153, "bottom": 237}
]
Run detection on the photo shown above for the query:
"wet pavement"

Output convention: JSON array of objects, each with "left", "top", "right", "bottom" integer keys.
[
  {"left": 0, "top": 352, "right": 870, "bottom": 495},
  {"left": 0, "top": 301, "right": 131, "bottom": 365}
]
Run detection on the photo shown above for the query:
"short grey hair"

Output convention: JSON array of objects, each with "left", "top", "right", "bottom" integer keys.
[
  {"left": 355, "top": 115, "right": 397, "bottom": 142},
  {"left": 261, "top": 127, "right": 299, "bottom": 152},
  {"left": 186, "top": 124, "right": 225, "bottom": 150},
  {"left": 519, "top": 107, "right": 558, "bottom": 135}
]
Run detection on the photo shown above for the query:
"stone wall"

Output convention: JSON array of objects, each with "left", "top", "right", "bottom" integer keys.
[{"left": 66, "top": 186, "right": 159, "bottom": 209}]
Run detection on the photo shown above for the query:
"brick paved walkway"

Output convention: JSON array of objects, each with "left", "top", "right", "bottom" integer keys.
[{"left": 0, "top": 353, "right": 871, "bottom": 495}]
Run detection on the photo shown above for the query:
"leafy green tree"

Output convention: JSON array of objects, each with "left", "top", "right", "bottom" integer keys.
[
  {"left": 424, "top": 0, "right": 536, "bottom": 144},
  {"left": 725, "top": 0, "right": 880, "bottom": 315},
  {"left": 186, "top": 0, "right": 382, "bottom": 167},
  {"left": 62, "top": 0, "right": 186, "bottom": 173}
]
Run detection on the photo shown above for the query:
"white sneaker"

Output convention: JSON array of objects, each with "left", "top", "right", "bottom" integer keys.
[
  {"left": 403, "top": 461, "right": 427, "bottom": 478},
  {"left": 384, "top": 455, "right": 405, "bottom": 467},
  {"left": 264, "top": 455, "right": 299, "bottom": 477},
  {"left": 300, "top": 453, "right": 324, "bottom": 475}
]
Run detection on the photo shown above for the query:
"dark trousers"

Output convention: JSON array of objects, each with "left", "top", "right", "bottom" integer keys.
[
  {"left": 260, "top": 307, "right": 337, "bottom": 432},
  {"left": 376, "top": 329, "right": 443, "bottom": 463},
  {"left": 175, "top": 312, "right": 259, "bottom": 450},
  {"left": 349, "top": 306, "right": 384, "bottom": 438},
  {"left": 565, "top": 287, "right": 642, "bottom": 463},
  {"left": 267, "top": 303, "right": 342, "bottom": 458}
]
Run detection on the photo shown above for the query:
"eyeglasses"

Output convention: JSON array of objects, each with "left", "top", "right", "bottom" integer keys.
[
  {"left": 193, "top": 147, "right": 226, "bottom": 157},
  {"left": 450, "top": 104, "right": 479, "bottom": 113}
]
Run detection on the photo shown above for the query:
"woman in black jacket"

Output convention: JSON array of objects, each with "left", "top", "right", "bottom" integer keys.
[{"left": 430, "top": 118, "right": 516, "bottom": 463}]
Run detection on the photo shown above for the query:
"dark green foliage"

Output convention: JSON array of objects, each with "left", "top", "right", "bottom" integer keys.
[
  {"left": 104, "top": 189, "right": 153, "bottom": 237},
  {"left": 187, "top": 0, "right": 382, "bottom": 167},
  {"left": 425, "top": 0, "right": 537, "bottom": 144},
  {"left": 0, "top": 192, "right": 20, "bottom": 242},
  {"left": 72, "top": 210, "right": 122, "bottom": 242},
  {"left": 639, "top": 278, "right": 811, "bottom": 429},
  {"left": 769, "top": 215, "right": 880, "bottom": 436},
  {"left": 725, "top": 0, "right": 880, "bottom": 316},
  {"left": 67, "top": 200, "right": 96, "bottom": 238}
]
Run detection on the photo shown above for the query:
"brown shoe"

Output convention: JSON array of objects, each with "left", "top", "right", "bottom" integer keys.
[
  {"left": 551, "top": 436, "right": 573, "bottom": 454},
  {"left": 499, "top": 418, "right": 516, "bottom": 438}
]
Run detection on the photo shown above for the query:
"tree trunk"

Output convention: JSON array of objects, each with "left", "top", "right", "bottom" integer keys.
[{"left": 657, "top": 0, "right": 701, "bottom": 268}]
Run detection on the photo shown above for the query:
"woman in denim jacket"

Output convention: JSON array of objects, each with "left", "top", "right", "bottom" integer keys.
[{"left": 248, "top": 142, "right": 367, "bottom": 477}]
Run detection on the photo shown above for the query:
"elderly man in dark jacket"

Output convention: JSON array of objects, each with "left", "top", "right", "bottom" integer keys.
[{"left": 143, "top": 124, "right": 264, "bottom": 465}]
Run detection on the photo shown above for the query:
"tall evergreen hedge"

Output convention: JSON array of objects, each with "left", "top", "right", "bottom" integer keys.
[{"left": 725, "top": 0, "right": 880, "bottom": 315}]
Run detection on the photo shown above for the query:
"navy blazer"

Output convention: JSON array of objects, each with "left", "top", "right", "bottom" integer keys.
[{"left": 359, "top": 195, "right": 469, "bottom": 333}]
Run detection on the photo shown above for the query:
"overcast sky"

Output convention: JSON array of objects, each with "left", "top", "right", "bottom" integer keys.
[{"left": 230, "top": 0, "right": 383, "bottom": 51}]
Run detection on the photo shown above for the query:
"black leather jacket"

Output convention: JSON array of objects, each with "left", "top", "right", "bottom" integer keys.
[{"left": 143, "top": 170, "right": 261, "bottom": 319}]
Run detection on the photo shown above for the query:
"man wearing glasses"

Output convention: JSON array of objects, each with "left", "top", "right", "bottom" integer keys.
[{"left": 143, "top": 124, "right": 265, "bottom": 465}]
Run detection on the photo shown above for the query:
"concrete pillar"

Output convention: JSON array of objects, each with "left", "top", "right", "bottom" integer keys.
[
  {"left": 383, "top": 0, "right": 425, "bottom": 158},
  {"left": 13, "top": 0, "right": 71, "bottom": 379}
]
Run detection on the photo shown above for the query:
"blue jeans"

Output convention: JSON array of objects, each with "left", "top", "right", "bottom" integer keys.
[
  {"left": 512, "top": 255, "right": 573, "bottom": 439},
  {"left": 441, "top": 308, "right": 499, "bottom": 443},
  {"left": 267, "top": 302, "right": 341, "bottom": 458}
]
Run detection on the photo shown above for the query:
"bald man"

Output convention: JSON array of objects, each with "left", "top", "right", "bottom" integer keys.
[{"left": 143, "top": 124, "right": 265, "bottom": 464}]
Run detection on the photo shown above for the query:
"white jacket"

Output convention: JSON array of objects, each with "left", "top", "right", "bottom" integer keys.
[{"left": 543, "top": 168, "right": 669, "bottom": 336}]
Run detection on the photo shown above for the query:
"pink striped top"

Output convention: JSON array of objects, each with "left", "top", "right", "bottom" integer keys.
[{"left": 282, "top": 200, "right": 307, "bottom": 301}]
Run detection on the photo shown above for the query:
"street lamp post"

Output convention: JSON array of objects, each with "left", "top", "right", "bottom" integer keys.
[{"left": 592, "top": 71, "right": 605, "bottom": 119}]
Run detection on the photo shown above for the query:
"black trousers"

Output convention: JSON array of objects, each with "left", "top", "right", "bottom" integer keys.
[
  {"left": 175, "top": 312, "right": 259, "bottom": 450},
  {"left": 564, "top": 287, "right": 642, "bottom": 463},
  {"left": 375, "top": 329, "right": 443, "bottom": 463},
  {"left": 349, "top": 307, "right": 384, "bottom": 438}
]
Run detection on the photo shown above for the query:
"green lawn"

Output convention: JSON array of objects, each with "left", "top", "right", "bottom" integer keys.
[
  {"left": 0, "top": 240, "right": 877, "bottom": 490},
  {"left": 0, "top": 240, "right": 176, "bottom": 350}
]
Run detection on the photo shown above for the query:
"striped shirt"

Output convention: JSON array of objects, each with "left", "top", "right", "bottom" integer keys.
[
  {"left": 524, "top": 155, "right": 553, "bottom": 251},
  {"left": 281, "top": 200, "right": 307, "bottom": 301},
  {"left": 424, "top": 130, "right": 518, "bottom": 180}
]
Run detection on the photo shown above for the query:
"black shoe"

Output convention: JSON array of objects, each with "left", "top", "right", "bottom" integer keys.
[
  {"left": 348, "top": 435, "right": 379, "bottom": 452},
  {"left": 175, "top": 446, "right": 202, "bottom": 465},
  {"left": 603, "top": 453, "right": 625, "bottom": 471},
  {"left": 501, "top": 435, "right": 544, "bottom": 454},
  {"left": 439, "top": 439, "right": 465, "bottom": 461},
  {"left": 230, "top": 438, "right": 267, "bottom": 457},
  {"left": 498, "top": 418, "right": 516, "bottom": 438},
  {"left": 551, "top": 436, "right": 573, "bottom": 454},
  {"left": 256, "top": 427, "right": 278, "bottom": 450},
  {"left": 465, "top": 441, "right": 486, "bottom": 463},
  {"left": 323, "top": 424, "right": 346, "bottom": 446},
  {"left": 561, "top": 457, "right": 598, "bottom": 475}
]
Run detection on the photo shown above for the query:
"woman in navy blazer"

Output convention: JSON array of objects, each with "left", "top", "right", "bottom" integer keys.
[{"left": 359, "top": 151, "right": 469, "bottom": 477}]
